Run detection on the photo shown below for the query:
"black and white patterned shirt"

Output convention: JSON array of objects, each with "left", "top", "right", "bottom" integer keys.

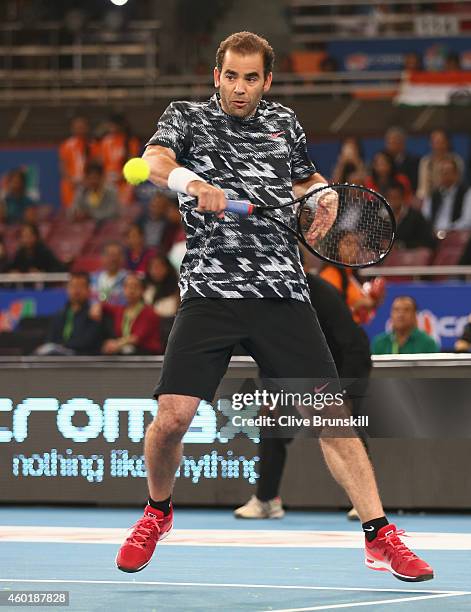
[{"left": 146, "top": 94, "right": 316, "bottom": 302}]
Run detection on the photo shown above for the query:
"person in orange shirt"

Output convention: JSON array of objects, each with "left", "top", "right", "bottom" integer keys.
[
  {"left": 59, "top": 116, "right": 99, "bottom": 208},
  {"left": 96, "top": 114, "right": 140, "bottom": 203},
  {"left": 319, "top": 230, "right": 385, "bottom": 324}
]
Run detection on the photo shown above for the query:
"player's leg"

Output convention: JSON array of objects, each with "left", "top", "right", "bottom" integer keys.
[
  {"left": 244, "top": 299, "right": 383, "bottom": 518},
  {"left": 117, "top": 298, "right": 244, "bottom": 573},
  {"left": 145, "top": 394, "right": 201, "bottom": 502},
  {"left": 244, "top": 298, "right": 433, "bottom": 582}
]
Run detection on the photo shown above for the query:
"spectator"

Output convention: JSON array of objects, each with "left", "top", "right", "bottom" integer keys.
[
  {"left": 384, "top": 126, "right": 420, "bottom": 192},
  {"left": 386, "top": 182, "right": 436, "bottom": 249},
  {"left": 59, "top": 116, "right": 99, "bottom": 208},
  {"left": 0, "top": 169, "right": 35, "bottom": 224},
  {"left": 422, "top": 157, "right": 471, "bottom": 231},
  {"left": 454, "top": 315, "right": 471, "bottom": 352},
  {"left": 403, "top": 51, "right": 422, "bottom": 72},
  {"left": 372, "top": 296, "right": 440, "bottom": 354},
  {"left": 331, "top": 137, "right": 367, "bottom": 184},
  {"left": 141, "top": 193, "right": 171, "bottom": 249},
  {"left": 72, "top": 162, "right": 119, "bottom": 222},
  {"left": 92, "top": 273, "right": 162, "bottom": 355},
  {"left": 417, "top": 129, "right": 465, "bottom": 200},
  {"left": 96, "top": 113, "right": 140, "bottom": 195},
  {"left": 0, "top": 236, "right": 9, "bottom": 272},
  {"left": 319, "top": 230, "right": 384, "bottom": 324},
  {"left": 365, "top": 151, "right": 413, "bottom": 202},
  {"left": 319, "top": 55, "right": 338, "bottom": 72},
  {"left": 144, "top": 254, "right": 179, "bottom": 317},
  {"left": 91, "top": 241, "right": 127, "bottom": 305},
  {"left": 9, "top": 223, "right": 63, "bottom": 273},
  {"left": 444, "top": 52, "right": 461, "bottom": 71},
  {"left": 458, "top": 235, "right": 471, "bottom": 265},
  {"left": 125, "top": 223, "right": 157, "bottom": 273},
  {"left": 36, "top": 272, "right": 106, "bottom": 355}
]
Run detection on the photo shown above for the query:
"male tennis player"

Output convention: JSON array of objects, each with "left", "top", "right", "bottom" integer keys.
[{"left": 116, "top": 31, "right": 433, "bottom": 582}]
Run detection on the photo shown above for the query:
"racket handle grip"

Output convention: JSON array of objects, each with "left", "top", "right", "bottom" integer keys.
[{"left": 226, "top": 200, "right": 255, "bottom": 215}]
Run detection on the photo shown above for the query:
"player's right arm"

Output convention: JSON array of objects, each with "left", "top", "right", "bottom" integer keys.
[{"left": 142, "top": 145, "right": 226, "bottom": 214}]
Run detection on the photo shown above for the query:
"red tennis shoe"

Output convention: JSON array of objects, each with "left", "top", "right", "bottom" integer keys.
[
  {"left": 365, "top": 524, "right": 434, "bottom": 582},
  {"left": 116, "top": 504, "right": 173, "bottom": 573}
]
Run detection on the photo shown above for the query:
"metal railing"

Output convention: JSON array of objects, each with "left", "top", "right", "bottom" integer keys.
[
  {"left": 0, "top": 20, "right": 160, "bottom": 99},
  {"left": 289, "top": 0, "right": 471, "bottom": 42},
  {"left": 359, "top": 265, "right": 471, "bottom": 277},
  {"left": 0, "top": 69, "right": 402, "bottom": 103}
]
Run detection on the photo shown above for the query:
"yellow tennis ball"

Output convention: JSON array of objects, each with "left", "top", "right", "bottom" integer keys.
[{"left": 123, "top": 157, "right": 150, "bottom": 185}]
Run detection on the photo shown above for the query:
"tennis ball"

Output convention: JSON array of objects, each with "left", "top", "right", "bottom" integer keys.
[{"left": 123, "top": 157, "right": 150, "bottom": 185}]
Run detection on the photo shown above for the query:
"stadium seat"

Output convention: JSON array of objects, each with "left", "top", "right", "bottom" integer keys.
[
  {"left": 381, "top": 247, "right": 434, "bottom": 281},
  {"left": 85, "top": 218, "right": 131, "bottom": 255},
  {"left": 48, "top": 219, "right": 95, "bottom": 263},
  {"left": 432, "top": 230, "right": 471, "bottom": 266},
  {"left": 385, "top": 247, "right": 434, "bottom": 267},
  {"left": 71, "top": 255, "right": 102, "bottom": 273}
]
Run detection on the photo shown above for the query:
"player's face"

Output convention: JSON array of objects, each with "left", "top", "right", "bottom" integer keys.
[{"left": 214, "top": 50, "right": 272, "bottom": 119}]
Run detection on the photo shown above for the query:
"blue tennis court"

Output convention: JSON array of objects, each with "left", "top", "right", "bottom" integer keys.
[{"left": 1, "top": 507, "right": 470, "bottom": 611}]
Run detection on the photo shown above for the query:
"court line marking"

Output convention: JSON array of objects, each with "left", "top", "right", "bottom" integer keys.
[
  {"left": 1, "top": 526, "right": 471, "bottom": 550},
  {"left": 0, "top": 579, "right": 469, "bottom": 596},
  {"left": 267, "top": 592, "right": 469, "bottom": 612}
]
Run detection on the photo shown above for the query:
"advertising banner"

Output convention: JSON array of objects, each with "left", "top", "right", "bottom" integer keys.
[
  {"left": 0, "top": 147, "right": 61, "bottom": 209},
  {"left": 364, "top": 282, "right": 471, "bottom": 351},
  {"left": 0, "top": 289, "right": 66, "bottom": 332},
  {"left": 328, "top": 38, "right": 471, "bottom": 72}
]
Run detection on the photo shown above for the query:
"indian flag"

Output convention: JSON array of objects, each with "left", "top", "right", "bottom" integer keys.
[{"left": 396, "top": 70, "right": 471, "bottom": 106}]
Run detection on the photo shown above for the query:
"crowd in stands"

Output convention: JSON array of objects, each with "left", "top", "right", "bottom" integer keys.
[{"left": 1, "top": 113, "right": 471, "bottom": 355}]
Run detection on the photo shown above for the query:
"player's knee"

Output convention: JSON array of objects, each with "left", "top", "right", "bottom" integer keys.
[{"left": 148, "top": 412, "right": 190, "bottom": 445}]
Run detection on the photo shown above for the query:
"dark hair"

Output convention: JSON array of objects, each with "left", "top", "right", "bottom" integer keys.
[
  {"left": 21, "top": 222, "right": 40, "bottom": 240},
  {"left": 125, "top": 272, "right": 145, "bottom": 288},
  {"left": 85, "top": 162, "right": 104, "bottom": 176},
  {"left": 394, "top": 295, "right": 418, "bottom": 312},
  {"left": 127, "top": 223, "right": 144, "bottom": 237},
  {"left": 386, "top": 180, "right": 405, "bottom": 195},
  {"left": 70, "top": 271, "right": 90, "bottom": 285},
  {"left": 430, "top": 129, "right": 451, "bottom": 148},
  {"left": 216, "top": 31, "right": 275, "bottom": 78},
  {"left": 145, "top": 254, "right": 178, "bottom": 299},
  {"left": 371, "top": 150, "right": 397, "bottom": 184},
  {"left": 8, "top": 168, "right": 27, "bottom": 189}
]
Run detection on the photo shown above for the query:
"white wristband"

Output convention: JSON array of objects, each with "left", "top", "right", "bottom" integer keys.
[
  {"left": 306, "top": 182, "right": 336, "bottom": 205},
  {"left": 167, "top": 167, "right": 206, "bottom": 195}
]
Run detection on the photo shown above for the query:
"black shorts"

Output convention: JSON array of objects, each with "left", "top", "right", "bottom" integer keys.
[{"left": 154, "top": 297, "right": 338, "bottom": 402}]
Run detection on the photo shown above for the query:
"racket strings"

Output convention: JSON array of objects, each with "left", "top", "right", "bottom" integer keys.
[{"left": 299, "top": 186, "right": 394, "bottom": 266}]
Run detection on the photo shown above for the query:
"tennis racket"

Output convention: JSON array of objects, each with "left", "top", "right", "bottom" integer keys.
[{"left": 225, "top": 183, "right": 395, "bottom": 268}]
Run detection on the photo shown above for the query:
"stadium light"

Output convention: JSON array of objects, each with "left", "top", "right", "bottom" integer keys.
[{"left": 109, "top": 0, "right": 129, "bottom": 6}]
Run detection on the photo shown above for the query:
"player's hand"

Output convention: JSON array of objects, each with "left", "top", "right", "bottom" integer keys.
[
  {"left": 306, "top": 191, "right": 338, "bottom": 243},
  {"left": 188, "top": 181, "right": 227, "bottom": 214}
]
